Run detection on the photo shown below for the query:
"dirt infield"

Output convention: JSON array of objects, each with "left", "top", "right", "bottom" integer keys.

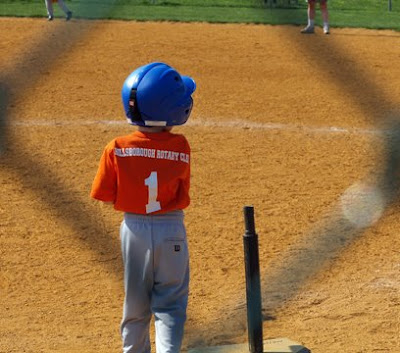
[{"left": 1, "top": 18, "right": 400, "bottom": 353}]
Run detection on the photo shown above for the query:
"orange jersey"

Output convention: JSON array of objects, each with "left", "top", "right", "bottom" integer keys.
[{"left": 91, "top": 130, "right": 190, "bottom": 214}]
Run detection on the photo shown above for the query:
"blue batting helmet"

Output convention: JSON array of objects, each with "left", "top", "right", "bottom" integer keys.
[{"left": 121, "top": 62, "right": 196, "bottom": 127}]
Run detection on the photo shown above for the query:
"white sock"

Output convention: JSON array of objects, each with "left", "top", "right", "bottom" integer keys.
[
  {"left": 323, "top": 21, "right": 329, "bottom": 28},
  {"left": 308, "top": 19, "right": 315, "bottom": 28}
]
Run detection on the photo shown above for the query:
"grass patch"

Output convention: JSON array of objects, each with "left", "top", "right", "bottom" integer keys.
[{"left": 0, "top": 0, "right": 399, "bottom": 30}]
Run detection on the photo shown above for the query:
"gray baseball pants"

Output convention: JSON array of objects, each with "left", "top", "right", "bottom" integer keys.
[{"left": 120, "top": 210, "right": 189, "bottom": 353}]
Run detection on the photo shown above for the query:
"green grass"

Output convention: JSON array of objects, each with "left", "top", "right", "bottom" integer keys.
[{"left": 0, "top": 0, "right": 399, "bottom": 30}]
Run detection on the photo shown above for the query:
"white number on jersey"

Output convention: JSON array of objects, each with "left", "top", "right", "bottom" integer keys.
[{"left": 145, "top": 171, "right": 161, "bottom": 213}]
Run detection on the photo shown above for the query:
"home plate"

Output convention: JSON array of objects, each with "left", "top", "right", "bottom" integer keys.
[{"left": 189, "top": 338, "right": 310, "bottom": 353}]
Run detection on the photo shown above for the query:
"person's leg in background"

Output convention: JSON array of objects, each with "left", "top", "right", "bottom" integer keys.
[
  {"left": 320, "top": 0, "right": 330, "bottom": 34},
  {"left": 44, "top": 0, "right": 54, "bottom": 20},
  {"left": 56, "top": 0, "right": 72, "bottom": 20},
  {"left": 301, "top": 0, "right": 316, "bottom": 33}
]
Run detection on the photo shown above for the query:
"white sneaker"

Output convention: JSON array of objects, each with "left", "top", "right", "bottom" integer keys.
[
  {"left": 301, "top": 25, "right": 314, "bottom": 34},
  {"left": 323, "top": 25, "right": 330, "bottom": 34}
]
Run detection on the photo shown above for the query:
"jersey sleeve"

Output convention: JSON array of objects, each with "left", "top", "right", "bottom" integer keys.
[
  {"left": 90, "top": 141, "right": 117, "bottom": 203},
  {"left": 178, "top": 160, "right": 190, "bottom": 207},
  {"left": 182, "top": 140, "right": 191, "bottom": 194}
]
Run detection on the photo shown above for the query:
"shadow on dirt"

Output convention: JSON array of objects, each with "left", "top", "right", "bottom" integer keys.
[
  {"left": 1, "top": 3, "right": 400, "bottom": 350},
  {"left": 257, "top": 31, "right": 400, "bottom": 316},
  {"left": 185, "top": 23, "right": 400, "bottom": 349}
]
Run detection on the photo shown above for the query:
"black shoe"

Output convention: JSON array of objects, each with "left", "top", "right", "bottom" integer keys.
[
  {"left": 48, "top": 15, "right": 54, "bottom": 21},
  {"left": 300, "top": 26, "right": 314, "bottom": 34},
  {"left": 66, "top": 11, "right": 72, "bottom": 21}
]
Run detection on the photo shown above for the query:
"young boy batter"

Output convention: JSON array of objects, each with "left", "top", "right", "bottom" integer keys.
[{"left": 90, "top": 62, "right": 196, "bottom": 353}]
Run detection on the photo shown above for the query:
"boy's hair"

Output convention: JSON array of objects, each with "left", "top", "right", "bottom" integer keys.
[{"left": 121, "top": 62, "right": 196, "bottom": 127}]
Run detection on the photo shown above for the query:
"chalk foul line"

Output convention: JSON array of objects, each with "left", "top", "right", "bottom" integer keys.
[{"left": 11, "top": 117, "right": 381, "bottom": 136}]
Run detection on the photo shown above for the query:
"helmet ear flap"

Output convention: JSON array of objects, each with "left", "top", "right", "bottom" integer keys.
[{"left": 128, "top": 88, "right": 143, "bottom": 123}]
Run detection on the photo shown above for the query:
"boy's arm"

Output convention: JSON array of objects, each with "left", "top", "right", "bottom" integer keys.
[
  {"left": 177, "top": 140, "right": 191, "bottom": 208},
  {"left": 90, "top": 143, "right": 117, "bottom": 203}
]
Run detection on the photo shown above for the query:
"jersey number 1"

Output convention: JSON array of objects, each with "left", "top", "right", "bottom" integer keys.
[{"left": 145, "top": 171, "right": 161, "bottom": 213}]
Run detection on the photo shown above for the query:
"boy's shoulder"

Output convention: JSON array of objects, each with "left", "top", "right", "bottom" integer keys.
[
  {"left": 102, "top": 133, "right": 132, "bottom": 151},
  {"left": 165, "top": 130, "right": 189, "bottom": 141},
  {"left": 164, "top": 131, "right": 190, "bottom": 148}
]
